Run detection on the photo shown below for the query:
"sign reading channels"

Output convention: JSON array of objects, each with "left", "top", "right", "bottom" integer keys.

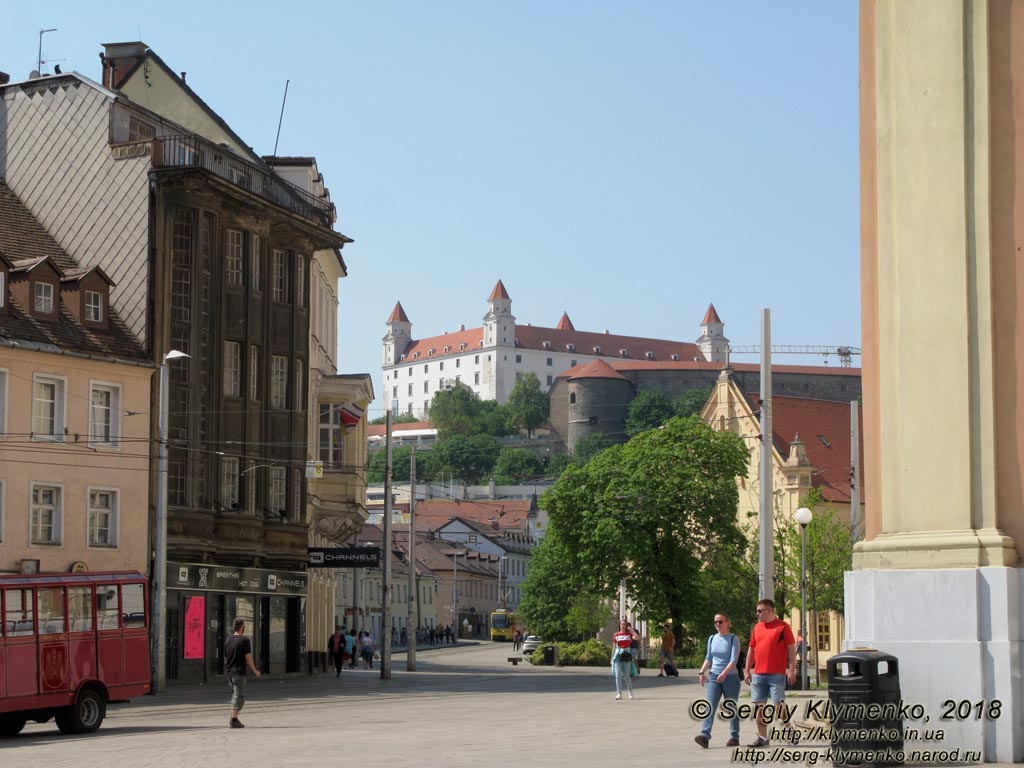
[{"left": 308, "top": 547, "right": 382, "bottom": 568}]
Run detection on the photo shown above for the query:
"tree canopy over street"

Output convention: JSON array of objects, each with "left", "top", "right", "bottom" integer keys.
[{"left": 526, "top": 416, "right": 749, "bottom": 641}]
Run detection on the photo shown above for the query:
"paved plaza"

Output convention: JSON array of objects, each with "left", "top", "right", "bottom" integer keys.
[{"left": 0, "top": 642, "right": 992, "bottom": 768}]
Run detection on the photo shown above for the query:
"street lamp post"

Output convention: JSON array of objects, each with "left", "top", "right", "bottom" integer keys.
[
  {"left": 450, "top": 549, "right": 464, "bottom": 642},
  {"left": 497, "top": 555, "right": 505, "bottom": 609},
  {"left": 794, "top": 506, "right": 813, "bottom": 691},
  {"left": 153, "top": 349, "right": 189, "bottom": 693}
]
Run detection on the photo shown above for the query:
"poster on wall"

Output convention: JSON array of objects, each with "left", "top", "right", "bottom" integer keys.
[{"left": 184, "top": 596, "right": 206, "bottom": 659}]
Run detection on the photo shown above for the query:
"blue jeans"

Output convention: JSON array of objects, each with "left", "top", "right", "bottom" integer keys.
[
  {"left": 701, "top": 673, "right": 740, "bottom": 739},
  {"left": 613, "top": 659, "right": 634, "bottom": 695},
  {"left": 750, "top": 672, "right": 787, "bottom": 704}
]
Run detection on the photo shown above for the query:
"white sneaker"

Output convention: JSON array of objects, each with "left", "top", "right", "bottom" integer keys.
[
  {"left": 614, "top": 693, "right": 622, "bottom": 700},
  {"left": 628, "top": 693, "right": 635, "bottom": 700}
]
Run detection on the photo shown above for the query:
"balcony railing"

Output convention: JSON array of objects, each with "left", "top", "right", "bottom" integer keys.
[{"left": 151, "top": 134, "right": 335, "bottom": 228}]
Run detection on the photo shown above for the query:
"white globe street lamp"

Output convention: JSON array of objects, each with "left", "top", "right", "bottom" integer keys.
[{"left": 794, "top": 506, "right": 813, "bottom": 690}]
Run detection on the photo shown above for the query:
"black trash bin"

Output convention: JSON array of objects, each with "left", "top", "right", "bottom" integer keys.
[
  {"left": 826, "top": 649, "right": 903, "bottom": 767},
  {"left": 542, "top": 644, "right": 558, "bottom": 666}
]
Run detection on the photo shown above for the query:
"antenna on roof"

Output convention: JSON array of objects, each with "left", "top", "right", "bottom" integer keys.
[
  {"left": 37, "top": 28, "right": 63, "bottom": 75},
  {"left": 271, "top": 79, "right": 290, "bottom": 159}
]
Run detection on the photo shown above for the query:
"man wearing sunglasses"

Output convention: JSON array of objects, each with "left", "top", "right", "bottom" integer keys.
[{"left": 744, "top": 599, "right": 796, "bottom": 748}]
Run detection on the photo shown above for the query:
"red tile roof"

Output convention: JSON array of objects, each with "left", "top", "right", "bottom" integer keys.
[
  {"left": 411, "top": 499, "right": 534, "bottom": 531},
  {"left": 488, "top": 280, "right": 510, "bottom": 301},
  {"left": 753, "top": 393, "right": 864, "bottom": 504},
  {"left": 514, "top": 324, "right": 703, "bottom": 361},
  {"left": 567, "top": 358, "right": 629, "bottom": 381},
  {"left": 703, "top": 303, "right": 722, "bottom": 324},
  {"left": 557, "top": 360, "right": 862, "bottom": 379},
  {"left": 366, "top": 420, "right": 435, "bottom": 438},
  {"left": 555, "top": 312, "right": 575, "bottom": 331},
  {"left": 388, "top": 301, "right": 411, "bottom": 323}
]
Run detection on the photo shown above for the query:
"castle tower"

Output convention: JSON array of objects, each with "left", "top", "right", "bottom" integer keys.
[
  {"left": 696, "top": 303, "right": 729, "bottom": 363},
  {"left": 566, "top": 359, "right": 633, "bottom": 452},
  {"left": 482, "top": 279, "right": 515, "bottom": 348},
  {"left": 382, "top": 301, "right": 412, "bottom": 366}
]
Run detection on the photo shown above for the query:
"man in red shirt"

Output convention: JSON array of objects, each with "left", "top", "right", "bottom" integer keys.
[{"left": 743, "top": 598, "right": 796, "bottom": 747}]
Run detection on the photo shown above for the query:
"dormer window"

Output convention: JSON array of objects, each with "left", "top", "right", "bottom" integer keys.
[
  {"left": 399, "top": 354, "right": 406, "bottom": 361},
  {"left": 566, "top": 343, "right": 574, "bottom": 352},
  {"left": 619, "top": 349, "right": 628, "bottom": 357},
  {"left": 645, "top": 351, "right": 654, "bottom": 360},
  {"left": 428, "top": 349, "right": 435, "bottom": 356},
  {"left": 412, "top": 352, "right": 420, "bottom": 359},
  {"left": 542, "top": 341, "right": 551, "bottom": 350},
  {"left": 34, "top": 282, "right": 54, "bottom": 314},
  {"left": 443, "top": 345, "right": 450, "bottom": 353},
  {"left": 85, "top": 291, "right": 104, "bottom": 322},
  {"left": 593, "top": 346, "right": 602, "bottom": 355},
  {"left": 671, "top": 354, "right": 680, "bottom": 361}
]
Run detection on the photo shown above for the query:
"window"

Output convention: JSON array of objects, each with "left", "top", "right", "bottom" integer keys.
[
  {"left": 128, "top": 117, "right": 156, "bottom": 141},
  {"left": 456, "top": 359, "right": 460, "bottom": 368},
  {"left": 594, "top": 346, "right": 602, "bottom": 354},
  {"left": 571, "top": 359, "right": 577, "bottom": 367},
  {"left": 246, "top": 464, "right": 258, "bottom": 515},
  {"left": 89, "top": 383, "right": 120, "bottom": 446},
  {"left": 319, "top": 404, "right": 343, "bottom": 467},
  {"left": 272, "top": 250, "right": 288, "bottom": 301},
  {"left": 474, "top": 373, "right": 480, "bottom": 385},
  {"left": 122, "top": 584, "right": 146, "bottom": 628},
  {"left": 292, "top": 469, "right": 302, "bottom": 518},
  {"left": 817, "top": 613, "right": 831, "bottom": 652},
  {"left": 269, "top": 467, "right": 286, "bottom": 513},
  {"left": 424, "top": 364, "right": 428, "bottom": 373},
  {"left": 31, "top": 484, "right": 62, "bottom": 544},
  {"left": 296, "top": 254, "right": 305, "bottom": 307},
  {"left": 294, "top": 361, "right": 304, "bottom": 410},
  {"left": 85, "top": 291, "right": 103, "bottom": 322},
  {"left": 423, "top": 382, "right": 429, "bottom": 394},
  {"left": 32, "top": 375, "right": 65, "bottom": 438},
  {"left": 271, "top": 356, "right": 288, "bottom": 408},
  {"left": 407, "top": 383, "right": 413, "bottom": 396},
  {"left": 38, "top": 588, "right": 65, "bottom": 633},
  {"left": 249, "top": 346, "right": 260, "bottom": 401},
  {"left": 546, "top": 357, "right": 553, "bottom": 366},
  {"left": 392, "top": 387, "right": 397, "bottom": 398},
  {"left": 474, "top": 355, "right": 479, "bottom": 364},
  {"left": 515, "top": 355, "right": 522, "bottom": 363},
  {"left": 408, "top": 368, "right": 412, "bottom": 376},
  {"left": 34, "top": 282, "right": 54, "bottom": 313},
  {"left": 225, "top": 230, "right": 243, "bottom": 285},
  {"left": 424, "top": 400, "right": 429, "bottom": 412},
  {"left": 68, "top": 587, "right": 93, "bottom": 632},
  {"left": 546, "top": 375, "right": 553, "bottom": 386},
  {"left": 439, "top": 361, "right": 444, "bottom": 371},
  {"left": 220, "top": 456, "right": 240, "bottom": 509},
  {"left": 88, "top": 488, "right": 118, "bottom": 547},
  {"left": 4, "top": 589, "right": 33, "bottom": 635},
  {"left": 224, "top": 341, "right": 241, "bottom": 397},
  {"left": 251, "top": 234, "right": 262, "bottom": 293}
]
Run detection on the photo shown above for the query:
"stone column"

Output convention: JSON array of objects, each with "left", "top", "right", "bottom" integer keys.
[{"left": 851, "top": 0, "right": 1024, "bottom": 761}]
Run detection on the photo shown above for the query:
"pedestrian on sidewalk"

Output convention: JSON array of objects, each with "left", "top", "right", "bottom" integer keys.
[
  {"left": 694, "top": 613, "right": 741, "bottom": 749},
  {"left": 611, "top": 619, "right": 639, "bottom": 700},
  {"left": 225, "top": 617, "right": 261, "bottom": 729},
  {"left": 328, "top": 625, "right": 346, "bottom": 677},
  {"left": 744, "top": 598, "right": 796, "bottom": 748},
  {"left": 658, "top": 624, "right": 676, "bottom": 677},
  {"left": 347, "top": 629, "right": 358, "bottom": 668},
  {"left": 512, "top": 627, "right": 521, "bottom": 652}
]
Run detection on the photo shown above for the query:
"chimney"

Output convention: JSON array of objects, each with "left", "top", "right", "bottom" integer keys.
[
  {"left": 0, "top": 71, "right": 10, "bottom": 85},
  {"left": 100, "top": 42, "right": 148, "bottom": 90}
]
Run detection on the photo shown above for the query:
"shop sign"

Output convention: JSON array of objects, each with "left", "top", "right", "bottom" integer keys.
[{"left": 169, "top": 562, "right": 308, "bottom": 595}]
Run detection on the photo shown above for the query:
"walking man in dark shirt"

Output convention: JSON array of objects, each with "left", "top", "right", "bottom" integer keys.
[{"left": 225, "top": 617, "right": 261, "bottom": 728}]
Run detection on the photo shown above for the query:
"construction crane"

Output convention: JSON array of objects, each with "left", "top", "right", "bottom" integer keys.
[{"left": 727, "top": 345, "right": 862, "bottom": 368}]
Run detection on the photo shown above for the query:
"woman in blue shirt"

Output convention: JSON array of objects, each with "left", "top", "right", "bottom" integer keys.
[{"left": 694, "top": 613, "right": 742, "bottom": 748}]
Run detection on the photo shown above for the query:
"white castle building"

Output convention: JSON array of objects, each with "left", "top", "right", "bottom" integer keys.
[{"left": 382, "top": 280, "right": 728, "bottom": 417}]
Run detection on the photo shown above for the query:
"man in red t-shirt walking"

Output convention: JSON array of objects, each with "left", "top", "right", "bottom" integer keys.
[{"left": 743, "top": 598, "right": 796, "bottom": 748}]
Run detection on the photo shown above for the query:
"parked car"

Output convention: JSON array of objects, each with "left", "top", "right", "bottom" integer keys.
[{"left": 522, "top": 635, "right": 542, "bottom": 655}]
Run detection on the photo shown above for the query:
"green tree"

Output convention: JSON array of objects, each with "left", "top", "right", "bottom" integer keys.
[
  {"left": 428, "top": 382, "right": 483, "bottom": 438},
  {"left": 493, "top": 448, "right": 543, "bottom": 484},
  {"left": 369, "top": 412, "right": 421, "bottom": 425},
  {"left": 506, "top": 373, "right": 549, "bottom": 437},
  {"left": 544, "top": 451, "right": 573, "bottom": 478},
  {"left": 367, "top": 449, "right": 387, "bottom": 484},
  {"left": 366, "top": 445, "right": 438, "bottom": 483},
  {"left": 674, "top": 385, "right": 713, "bottom": 418},
  {"left": 572, "top": 432, "right": 612, "bottom": 465},
  {"left": 624, "top": 390, "right": 675, "bottom": 438},
  {"left": 431, "top": 433, "right": 499, "bottom": 483},
  {"left": 781, "top": 490, "right": 853, "bottom": 614},
  {"left": 542, "top": 416, "right": 749, "bottom": 634},
  {"left": 518, "top": 529, "right": 603, "bottom": 641},
  {"left": 477, "top": 399, "right": 512, "bottom": 437}
]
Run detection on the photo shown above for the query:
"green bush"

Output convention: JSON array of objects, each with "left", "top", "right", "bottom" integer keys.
[{"left": 528, "top": 639, "right": 612, "bottom": 666}]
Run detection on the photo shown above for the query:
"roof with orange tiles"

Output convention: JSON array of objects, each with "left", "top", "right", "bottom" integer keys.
[
  {"left": 557, "top": 359, "right": 862, "bottom": 379},
  {"left": 555, "top": 312, "right": 575, "bottom": 331},
  {"left": 411, "top": 499, "right": 535, "bottom": 531},
  {"left": 702, "top": 303, "right": 723, "bottom": 324},
  {"left": 745, "top": 392, "right": 864, "bottom": 504},
  {"left": 388, "top": 301, "right": 411, "bottom": 323},
  {"left": 567, "top": 358, "right": 629, "bottom": 381},
  {"left": 366, "top": 421, "right": 435, "bottom": 439},
  {"left": 488, "top": 279, "right": 510, "bottom": 301}
]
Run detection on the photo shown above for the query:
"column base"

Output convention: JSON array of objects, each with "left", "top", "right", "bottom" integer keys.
[
  {"left": 852, "top": 528, "right": 1017, "bottom": 569},
  {"left": 845, "top": 567, "right": 1023, "bottom": 762}
]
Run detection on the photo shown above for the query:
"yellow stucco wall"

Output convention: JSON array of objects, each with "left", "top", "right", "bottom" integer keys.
[{"left": 0, "top": 349, "right": 153, "bottom": 574}]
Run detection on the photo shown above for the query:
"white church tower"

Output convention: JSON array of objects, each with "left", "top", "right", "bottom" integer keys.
[
  {"left": 696, "top": 303, "right": 729, "bottom": 363},
  {"left": 482, "top": 279, "right": 515, "bottom": 348},
  {"left": 383, "top": 301, "right": 412, "bottom": 366}
]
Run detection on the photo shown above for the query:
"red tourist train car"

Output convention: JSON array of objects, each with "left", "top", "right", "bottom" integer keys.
[{"left": 0, "top": 571, "right": 151, "bottom": 736}]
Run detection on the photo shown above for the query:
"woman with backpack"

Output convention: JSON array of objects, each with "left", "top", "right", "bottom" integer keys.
[
  {"left": 694, "top": 612, "right": 742, "bottom": 748},
  {"left": 611, "top": 619, "right": 640, "bottom": 700}
]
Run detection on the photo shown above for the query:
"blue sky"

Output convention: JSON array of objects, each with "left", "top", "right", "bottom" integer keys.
[{"left": 4, "top": 2, "right": 861, "bottom": 413}]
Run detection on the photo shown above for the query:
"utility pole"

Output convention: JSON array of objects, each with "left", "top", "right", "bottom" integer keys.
[
  {"left": 381, "top": 411, "right": 393, "bottom": 679},
  {"left": 407, "top": 447, "right": 418, "bottom": 671},
  {"left": 759, "top": 309, "right": 774, "bottom": 601}
]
